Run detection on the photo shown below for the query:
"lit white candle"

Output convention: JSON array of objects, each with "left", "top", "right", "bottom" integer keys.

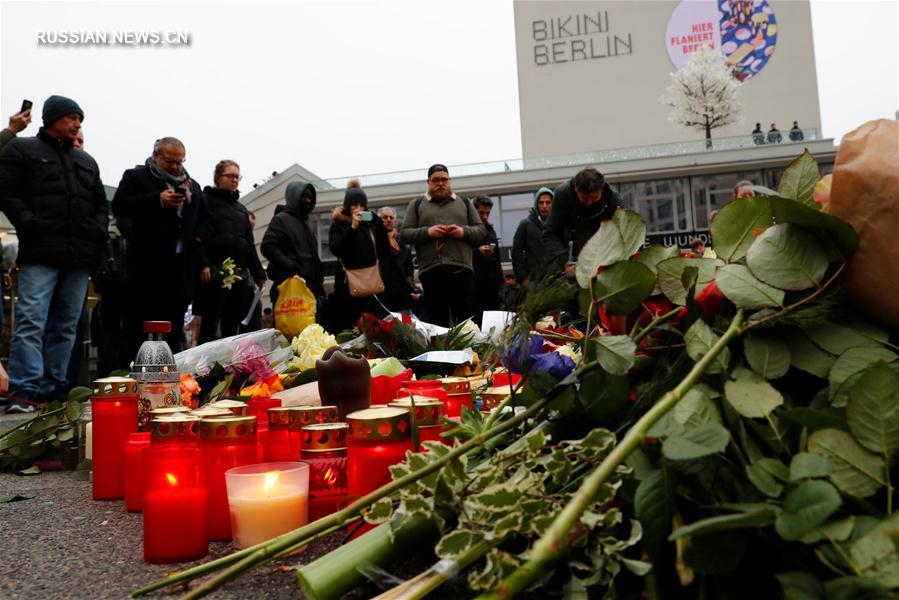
[{"left": 226, "top": 463, "right": 309, "bottom": 549}]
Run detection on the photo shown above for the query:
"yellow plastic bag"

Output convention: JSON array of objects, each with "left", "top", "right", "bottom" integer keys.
[{"left": 274, "top": 276, "right": 316, "bottom": 338}]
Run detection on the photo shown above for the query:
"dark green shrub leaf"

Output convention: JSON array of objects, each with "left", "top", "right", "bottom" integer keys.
[
  {"left": 684, "top": 320, "right": 730, "bottom": 374},
  {"left": 746, "top": 223, "right": 828, "bottom": 291},
  {"left": 65, "top": 400, "right": 82, "bottom": 422},
  {"left": 780, "top": 408, "right": 848, "bottom": 432},
  {"left": 790, "top": 452, "right": 833, "bottom": 481},
  {"left": 634, "top": 468, "right": 676, "bottom": 558},
  {"left": 798, "top": 516, "right": 854, "bottom": 544},
  {"left": 363, "top": 497, "right": 394, "bottom": 524},
  {"left": 846, "top": 362, "right": 899, "bottom": 455},
  {"left": 662, "top": 423, "right": 730, "bottom": 461},
  {"left": 577, "top": 368, "right": 629, "bottom": 424},
  {"left": 593, "top": 335, "right": 636, "bottom": 375},
  {"left": 724, "top": 365, "right": 784, "bottom": 418},
  {"left": 777, "top": 571, "right": 825, "bottom": 600},
  {"left": 436, "top": 528, "right": 477, "bottom": 560},
  {"left": 775, "top": 480, "right": 842, "bottom": 541},
  {"left": 784, "top": 329, "right": 835, "bottom": 378},
  {"left": 56, "top": 427, "right": 75, "bottom": 443},
  {"left": 830, "top": 348, "right": 898, "bottom": 405},
  {"left": 592, "top": 260, "right": 655, "bottom": 315},
  {"left": 658, "top": 256, "right": 717, "bottom": 305},
  {"left": 710, "top": 196, "right": 773, "bottom": 262},
  {"left": 744, "top": 336, "right": 791, "bottom": 379},
  {"left": 803, "top": 320, "right": 885, "bottom": 356},
  {"left": 635, "top": 244, "right": 680, "bottom": 293},
  {"left": 672, "top": 384, "right": 721, "bottom": 430},
  {"left": 823, "top": 576, "right": 892, "bottom": 600},
  {"left": 776, "top": 149, "right": 820, "bottom": 206},
  {"left": 807, "top": 429, "right": 885, "bottom": 498},
  {"left": 769, "top": 196, "right": 859, "bottom": 260},
  {"left": 67, "top": 386, "right": 92, "bottom": 403},
  {"left": 717, "top": 264, "right": 785, "bottom": 309},
  {"left": 746, "top": 463, "right": 784, "bottom": 498},
  {"left": 849, "top": 512, "right": 899, "bottom": 588},
  {"left": 575, "top": 208, "right": 646, "bottom": 288},
  {"left": 669, "top": 509, "right": 777, "bottom": 541}
]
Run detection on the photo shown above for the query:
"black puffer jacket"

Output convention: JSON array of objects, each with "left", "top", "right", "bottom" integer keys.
[
  {"left": 473, "top": 221, "right": 503, "bottom": 291},
  {"left": 328, "top": 206, "right": 392, "bottom": 292},
  {"left": 260, "top": 181, "right": 324, "bottom": 298},
  {"left": 512, "top": 187, "right": 552, "bottom": 283},
  {"left": 543, "top": 180, "right": 622, "bottom": 265},
  {"left": 201, "top": 186, "right": 265, "bottom": 281},
  {"left": 0, "top": 129, "right": 108, "bottom": 269}
]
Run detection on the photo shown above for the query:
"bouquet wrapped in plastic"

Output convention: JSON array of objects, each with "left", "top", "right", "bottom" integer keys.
[{"left": 174, "top": 328, "right": 294, "bottom": 383}]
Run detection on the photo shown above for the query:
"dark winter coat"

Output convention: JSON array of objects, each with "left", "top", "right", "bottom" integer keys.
[
  {"left": 201, "top": 186, "right": 264, "bottom": 282},
  {"left": 0, "top": 129, "right": 108, "bottom": 270},
  {"left": 472, "top": 221, "right": 503, "bottom": 291},
  {"left": 543, "top": 179, "right": 622, "bottom": 265},
  {"left": 328, "top": 206, "right": 392, "bottom": 296},
  {"left": 260, "top": 181, "right": 324, "bottom": 298},
  {"left": 511, "top": 188, "right": 551, "bottom": 283}
]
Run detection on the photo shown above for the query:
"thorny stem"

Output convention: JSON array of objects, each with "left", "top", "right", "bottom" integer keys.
[
  {"left": 478, "top": 310, "right": 745, "bottom": 600},
  {"left": 632, "top": 307, "right": 683, "bottom": 344}
]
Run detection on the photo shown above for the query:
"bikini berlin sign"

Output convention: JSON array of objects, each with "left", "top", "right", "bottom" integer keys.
[
  {"left": 666, "top": 0, "right": 778, "bottom": 81},
  {"left": 531, "top": 9, "right": 634, "bottom": 66}
]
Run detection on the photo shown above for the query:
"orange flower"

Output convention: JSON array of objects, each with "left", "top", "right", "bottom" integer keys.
[
  {"left": 180, "top": 373, "right": 201, "bottom": 409},
  {"left": 239, "top": 374, "right": 283, "bottom": 401}
]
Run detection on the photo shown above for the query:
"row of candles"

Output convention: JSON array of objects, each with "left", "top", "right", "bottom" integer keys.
[{"left": 89, "top": 373, "right": 519, "bottom": 564}]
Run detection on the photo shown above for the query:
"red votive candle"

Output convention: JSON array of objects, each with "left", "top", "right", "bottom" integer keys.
[
  {"left": 142, "top": 444, "right": 208, "bottom": 563},
  {"left": 124, "top": 432, "right": 151, "bottom": 511},
  {"left": 289, "top": 405, "right": 338, "bottom": 457},
  {"left": 439, "top": 377, "right": 473, "bottom": 418},
  {"left": 480, "top": 387, "right": 508, "bottom": 415},
  {"left": 389, "top": 396, "right": 447, "bottom": 450},
  {"left": 264, "top": 407, "right": 296, "bottom": 462},
  {"left": 247, "top": 397, "right": 281, "bottom": 428},
  {"left": 207, "top": 399, "right": 248, "bottom": 416},
  {"left": 346, "top": 406, "right": 413, "bottom": 498},
  {"left": 300, "top": 423, "right": 348, "bottom": 521},
  {"left": 200, "top": 415, "right": 258, "bottom": 541},
  {"left": 149, "top": 414, "right": 201, "bottom": 450},
  {"left": 492, "top": 371, "right": 522, "bottom": 388},
  {"left": 92, "top": 377, "right": 139, "bottom": 500}
]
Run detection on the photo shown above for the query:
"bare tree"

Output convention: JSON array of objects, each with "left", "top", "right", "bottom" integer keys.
[{"left": 662, "top": 45, "right": 743, "bottom": 149}]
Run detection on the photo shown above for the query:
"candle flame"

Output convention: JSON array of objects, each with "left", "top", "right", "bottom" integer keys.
[
  {"left": 323, "top": 467, "right": 338, "bottom": 487},
  {"left": 166, "top": 473, "right": 177, "bottom": 486},
  {"left": 263, "top": 471, "right": 279, "bottom": 496}
]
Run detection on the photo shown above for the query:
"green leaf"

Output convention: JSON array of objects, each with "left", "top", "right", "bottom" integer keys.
[
  {"left": 436, "top": 528, "right": 476, "bottom": 560},
  {"left": 65, "top": 400, "right": 82, "bottom": 422},
  {"left": 848, "top": 512, "right": 899, "bottom": 588},
  {"left": 662, "top": 422, "right": 730, "bottom": 461},
  {"left": 716, "top": 264, "right": 786, "bottom": 309},
  {"left": 777, "top": 149, "right": 820, "bottom": 206},
  {"left": 672, "top": 384, "right": 721, "bottom": 429},
  {"left": 18, "top": 465, "right": 41, "bottom": 476},
  {"left": 780, "top": 407, "right": 849, "bottom": 432},
  {"left": 829, "top": 348, "right": 898, "bottom": 404},
  {"left": 744, "top": 336, "right": 791, "bottom": 380},
  {"left": 491, "top": 513, "right": 523, "bottom": 541},
  {"left": 635, "top": 244, "right": 680, "bottom": 281},
  {"left": 724, "top": 365, "right": 785, "bottom": 418},
  {"left": 769, "top": 196, "right": 859, "bottom": 260},
  {"left": 790, "top": 452, "right": 833, "bottom": 481},
  {"left": 777, "top": 571, "right": 825, "bottom": 600},
  {"left": 684, "top": 320, "right": 730, "bottom": 375},
  {"left": 807, "top": 429, "right": 886, "bottom": 498},
  {"left": 657, "top": 257, "right": 717, "bottom": 305},
  {"left": 67, "top": 386, "right": 92, "bottom": 403},
  {"left": 592, "top": 260, "right": 655, "bottom": 315},
  {"left": 784, "top": 329, "right": 836, "bottom": 378},
  {"left": 746, "top": 223, "right": 829, "bottom": 291},
  {"left": 803, "top": 322, "right": 884, "bottom": 356},
  {"left": 575, "top": 208, "right": 646, "bottom": 288},
  {"left": 577, "top": 368, "right": 630, "bottom": 424},
  {"left": 823, "top": 576, "right": 892, "bottom": 600},
  {"left": 363, "top": 497, "right": 394, "bottom": 524},
  {"left": 593, "top": 335, "right": 636, "bottom": 375},
  {"left": 746, "top": 463, "right": 784, "bottom": 498},
  {"left": 798, "top": 516, "right": 854, "bottom": 544},
  {"left": 634, "top": 468, "right": 676, "bottom": 558},
  {"left": 710, "top": 196, "right": 773, "bottom": 262},
  {"left": 846, "top": 362, "right": 899, "bottom": 455},
  {"left": 56, "top": 427, "right": 75, "bottom": 442},
  {"left": 774, "top": 480, "right": 842, "bottom": 541},
  {"left": 669, "top": 509, "right": 778, "bottom": 541}
]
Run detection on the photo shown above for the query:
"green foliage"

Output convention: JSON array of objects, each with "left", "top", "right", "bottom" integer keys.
[
  {"left": 0, "top": 389, "right": 91, "bottom": 470},
  {"left": 724, "top": 365, "right": 785, "bottom": 418},
  {"left": 635, "top": 244, "right": 680, "bottom": 293},
  {"left": 777, "top": 149, "right": 821, "bottom": 208},
  {"left": 591, "top": 260, "right": 655, "bottom": 315},
  {"left": 807, "top": 429, "right": 886, "bottom": 498},
  {"left": 775, "top": 480, "right": 842, "bottom": 541},
  {"left": 684, "top": 320, "right": 730, "bottom": 374},
  {"left": 746, "top": 223, "right": 829, "bottom": 291},
  {"left": 716, "top": 264, "right": 785, "bottom": 309},
  {"left": 658, "top": 256, "right": 717, "bottom": 305},
  {"left": 846, "top": 363, "right": 899, "bottom": 455},
  {"left": 710, "top": 196, "right": 772, "bottom": 262},
  {"left": 575, "top": 208, "right": 646, "bottom": 288},
  {"left": 743, "top": 335, "right": 791, "bottom": 379},
  {"left": 592, "top": 335, "right": 636, "bottom": 375}
]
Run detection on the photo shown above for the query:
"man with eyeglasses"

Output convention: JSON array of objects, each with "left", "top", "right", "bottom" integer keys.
[
  {"left": 112, "top": 136, "right": 207, "bottom": 356},
  {"left": 400, "top": 164, "right": 485, "bottom": 327}
]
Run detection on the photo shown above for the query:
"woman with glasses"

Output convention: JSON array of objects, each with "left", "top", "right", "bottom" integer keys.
[{"left": 195, "top": 160, "right": 266, "bottom": 342}]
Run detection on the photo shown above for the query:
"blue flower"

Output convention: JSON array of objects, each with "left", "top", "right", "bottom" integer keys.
[
  {"left": 501, "top": 334, "right": 544, "bottom": 375},
  {"left": 531, "top": 351, "right": 576, "bottom": 380}
]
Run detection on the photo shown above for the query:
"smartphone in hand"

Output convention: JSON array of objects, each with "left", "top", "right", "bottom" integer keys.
[
  {"left": 360, "top": 211, "right": 373, "bottom": 222},
  {"left": 21, "top": 99, "right": 32, "bottom": 113}
]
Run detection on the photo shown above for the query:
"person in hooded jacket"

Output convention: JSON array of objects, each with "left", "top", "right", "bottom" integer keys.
[
  {"left": 512, "top": 186, "right": 553, "bottom": 287},
  {"left": 327, "top": 180, "right": 392, "bottom": 331},
  {"left": 196, "top": 160, "right": 265, "bottom": 342},
  {"left": 260, "top": 180, "right": 324, "bottom": 305}
]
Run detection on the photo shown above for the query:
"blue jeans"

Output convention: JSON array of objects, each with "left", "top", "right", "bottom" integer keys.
[{"left": 8, "top": 265, "right": 89, "bottom": 400}]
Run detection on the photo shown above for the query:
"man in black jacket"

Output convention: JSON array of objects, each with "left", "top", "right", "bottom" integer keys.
[
  {"left": 0, "top": 95, "right": 108, "bottom": 412},
  {"left": 472, "top": 196, "right": 503, "bottom": 326},
  {"left": 112, "top": 137, "right": 207, "bottom": 355},
  {"left": 543, "top": 167, "right": 622, "bottom": 278},
  {"left": 512, "top": 186, "right": 553, "bottom": 287},
  {"left": 260, "top": 180, "right": 324, "bottom": 304}
]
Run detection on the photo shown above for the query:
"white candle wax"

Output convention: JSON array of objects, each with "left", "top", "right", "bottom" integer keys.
[
  {"left": 228, "top": 480, "right": 308, "bottom": 549},
  {"left": 85, "top": 421, "right": 93, "bottom": 460}
]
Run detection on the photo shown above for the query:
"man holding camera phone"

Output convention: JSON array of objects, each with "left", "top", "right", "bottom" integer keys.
[{"left": 0, "top": 100, "right": 33, "bottom": 149}]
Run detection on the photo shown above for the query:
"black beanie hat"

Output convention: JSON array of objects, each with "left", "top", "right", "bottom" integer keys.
[
  {"left": 427, "top": 163, "right": 449, "bottom": 179},
  {"left": 42, "top": 95, "right": 84, "bottom": 127},
  {"left": 343, "top": 186, "right": 368, "bottom": 210}
]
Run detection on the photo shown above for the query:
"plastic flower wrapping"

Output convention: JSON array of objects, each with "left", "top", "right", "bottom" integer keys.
[
  {"left": 174, "top": 329, "right": 293, "bottom": 383},
  {"left": 289, "top": 324, "right": 337, "bottom": 371}
]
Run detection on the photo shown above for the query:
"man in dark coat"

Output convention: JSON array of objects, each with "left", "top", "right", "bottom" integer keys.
[
  {"left": 512, "top": 186, "right": 553, "bottom": 287},
  {"left": 377, "top": 206, "right": 415, "bottom": 312},
  {"left": 260, "top": 180, "right": 324, "bottom": 303},
  {"left": 543, "top": 167, "right": 622, "bottom": 277},
  {"left": 0, "top": 95, "right": 108, "bottom": 411},
  {"left": 112, "top": 136, "right": 207, "bottom": 355},
  {"left": 472, "top": 196, "right": 503, "bottom": 326}
]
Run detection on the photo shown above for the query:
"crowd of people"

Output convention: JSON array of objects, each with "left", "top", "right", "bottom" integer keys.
[
  {"left": 752, "top": 121, "right": 805, "bottom": 145},
  {"left": 0, "top": 95, "right": 629, "bottom": 413}
]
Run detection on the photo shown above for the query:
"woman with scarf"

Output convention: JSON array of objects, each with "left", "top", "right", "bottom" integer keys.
[
  {"left": 326, "top": 180, "right": 392, "bottom": 332},
  {"left": 111, "top": 137, "right": 208, "bottom": 355}
]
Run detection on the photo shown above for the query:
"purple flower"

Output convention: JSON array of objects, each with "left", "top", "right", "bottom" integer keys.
[
  {"left": 531, "top": 351, "right": 576, "bottom": 380},
  {"left": 501, "top": 334, "right": 544, "bottom": 375}
]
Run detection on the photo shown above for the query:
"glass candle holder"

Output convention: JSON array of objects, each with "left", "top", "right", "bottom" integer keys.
[
  {"left": 142, "top": 444, "right": 208, "bottom": 563},
  {"left": 346, "top": 406, "right": 412, "bottom": 498},
  {"left": 225, "top": 462, "right": 309, "bottom": 549},
  {"left": 149, "top": 406, "right": 192, "bottom": 418},
  {"left": 492, "top": 371, "right": 522, "bottom": 388},
  {"left": 439, "top": 377, "right": 473, "bottom": 418},
  {"left": 264, "top": 407, "right": 296, "bottom": 462},
  {"left": 200, "top": 416, "right": 258, "bottom": 541},
  {"left": 190, "top": 407, "right": 233, "bottom": 419},
  {"left": 246, "top": 397, "right": 281, "bottom": 430},
  {"left": 289, "top": 405, "right": 338, "bottom": 457},
  {"left": 389, "top": 396, "right": 447, "bottom": 450},
  {"left": 91, "top": 377, "right": 139, "bottom": 500},
  {"left": 124, "top": 432, "right": 151, "bottom": 512},
  {"left": 149, "top": 414, "right": 201, "bottom": 449},
  {"left": 207, "top": 399, "right": 248, "bottom": 416},
  {"left": 301, "top": 423, "right": 348, "bottom": 521},
  {"left": 480, "top": 387, "right": 507, "bottom": 415}
]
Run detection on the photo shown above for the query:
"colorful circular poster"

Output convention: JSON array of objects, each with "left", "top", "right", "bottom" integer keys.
[{"left": 666, "top": 0, "right": 778, "bottom": 81}]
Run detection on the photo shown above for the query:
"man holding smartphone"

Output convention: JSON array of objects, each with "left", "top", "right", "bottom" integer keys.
[{"left": 0, "top": 100, "right": 33, "bottom": 148}]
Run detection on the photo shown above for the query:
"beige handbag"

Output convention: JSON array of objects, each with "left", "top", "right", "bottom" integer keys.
[{"left": 342, "top": 230, "right": 385, "bottom": 298}]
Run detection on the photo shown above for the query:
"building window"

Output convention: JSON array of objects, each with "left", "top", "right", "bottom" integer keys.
[
  {"left": 495, "top": 193, "right": 532, "bottom": 244},
  {"left": 617, "top": 177, "right": 691, "bottom": 234},
  {"left": 692, "top": 170, "right": 762, "bottom": 230}
]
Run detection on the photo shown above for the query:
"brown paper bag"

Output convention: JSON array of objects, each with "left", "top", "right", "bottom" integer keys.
[{"left": 828, "top": 119, "right": 899, "bottom": 328}]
